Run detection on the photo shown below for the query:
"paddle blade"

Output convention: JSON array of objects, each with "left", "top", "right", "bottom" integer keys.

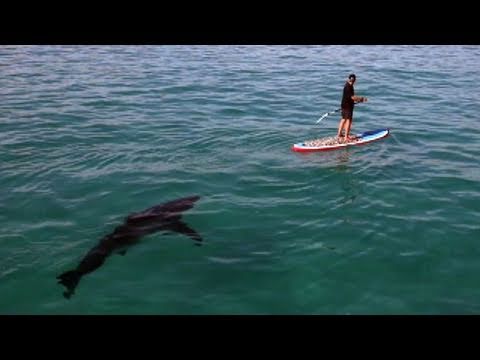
[{"left": 316, "top": 113, "right": 328, "bottom": 124}]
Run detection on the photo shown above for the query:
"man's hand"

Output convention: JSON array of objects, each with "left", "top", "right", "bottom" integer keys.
[{"left": 353, "top": 96, "right": 367, "bottom": 103}]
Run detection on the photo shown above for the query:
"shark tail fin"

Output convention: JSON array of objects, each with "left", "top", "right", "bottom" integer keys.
[{"left": 57, "top": 270, "right": 81, "bottom": 299}]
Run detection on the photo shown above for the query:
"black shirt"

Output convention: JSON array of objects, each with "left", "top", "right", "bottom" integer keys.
[{"left": 341, "top": 81, "right": 355, "bottom": 110}]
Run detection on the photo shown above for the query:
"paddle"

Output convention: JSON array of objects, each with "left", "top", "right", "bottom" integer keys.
[
  {"left": 316, "top": 108, "right": 341, "bottom": 124},
  {"left": 316, "top": 98, "right": 367, "bottom": 124}
]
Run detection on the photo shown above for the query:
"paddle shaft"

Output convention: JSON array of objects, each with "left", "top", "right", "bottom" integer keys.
[{"left": 316, "top": 99, "right": 366, "bottom": 124}]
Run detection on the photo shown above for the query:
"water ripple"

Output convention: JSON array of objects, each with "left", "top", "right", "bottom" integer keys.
[{"left": 1, "top": 46, "right": 479, "bottom": 314}]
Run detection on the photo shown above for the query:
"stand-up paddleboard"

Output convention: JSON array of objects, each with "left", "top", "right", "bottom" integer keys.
[{"left": 292, "top": 128, "right": 390, "bottom": 153}]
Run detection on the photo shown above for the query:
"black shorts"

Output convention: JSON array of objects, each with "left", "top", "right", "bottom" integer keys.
[{"left": 341, "top": 108, "right": 353, "bottom": 120}]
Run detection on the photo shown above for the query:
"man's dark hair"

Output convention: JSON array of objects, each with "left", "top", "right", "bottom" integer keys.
[{"left": 349, "top": 73, "right": 356, "bottom": 81}]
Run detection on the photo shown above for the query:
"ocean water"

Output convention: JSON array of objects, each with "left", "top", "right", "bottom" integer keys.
[{"left": 0, "top": 45, "right": 479, "bottom": 314}]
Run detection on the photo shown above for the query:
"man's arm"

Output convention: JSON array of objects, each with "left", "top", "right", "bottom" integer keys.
[{"left": 352, "top": 95, "right": 367, "bottom": 103}]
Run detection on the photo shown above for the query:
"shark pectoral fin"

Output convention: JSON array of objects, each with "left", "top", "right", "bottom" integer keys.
[{"left": 171, "top": 221, "right": 203, "bottom": 244}]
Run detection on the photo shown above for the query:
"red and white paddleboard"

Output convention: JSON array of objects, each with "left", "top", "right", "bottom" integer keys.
[{"left": 291, "top": 128, "right": 390, "bottom": 153}]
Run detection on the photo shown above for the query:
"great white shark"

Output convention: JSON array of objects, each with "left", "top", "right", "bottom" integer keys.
[{"left": 57, "top": 195, "right": 202, "bottom": 299}]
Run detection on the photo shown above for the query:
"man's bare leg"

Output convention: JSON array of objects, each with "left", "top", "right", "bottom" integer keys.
[{"left": 337, "top": 118, "right": 346, "bottom": 142}]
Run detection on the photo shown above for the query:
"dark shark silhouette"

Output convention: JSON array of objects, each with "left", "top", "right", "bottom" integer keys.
[{"left": 57, "top": 195, "right": 202, "bottom": 299}]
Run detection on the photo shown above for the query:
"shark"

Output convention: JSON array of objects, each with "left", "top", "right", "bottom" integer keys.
[{"left": 57, "top": 195, "right": 202, "bottom": 299}]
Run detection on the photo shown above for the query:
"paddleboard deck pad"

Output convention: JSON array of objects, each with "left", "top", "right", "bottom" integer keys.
[{"left": 291, "top": 128, "right": 390, "bottom": 153}]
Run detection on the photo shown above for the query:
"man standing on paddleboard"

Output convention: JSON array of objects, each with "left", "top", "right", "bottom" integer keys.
[{"left": 337, "top": 74, "right": 368, "bottom": 142}]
